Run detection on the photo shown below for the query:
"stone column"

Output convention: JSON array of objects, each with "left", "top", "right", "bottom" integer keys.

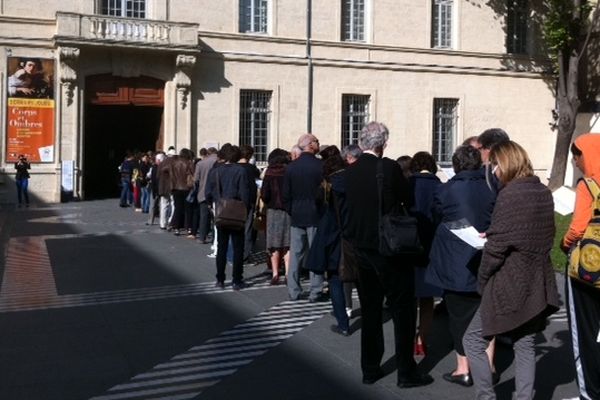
[
  {"left": 58, "top": 46, "right": 81, "bottom": 199},
  {"left": 172, "top": 54, "right": 196, "bottom": 151}
]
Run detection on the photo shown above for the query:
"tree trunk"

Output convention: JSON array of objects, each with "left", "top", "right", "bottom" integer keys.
[{"left": 547, "top": 94, "right": 577, "bottom": 190}]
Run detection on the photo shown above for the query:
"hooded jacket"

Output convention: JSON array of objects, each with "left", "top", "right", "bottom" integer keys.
[{"left": 562, "top": 134, "right": 600, "bottom": 250}]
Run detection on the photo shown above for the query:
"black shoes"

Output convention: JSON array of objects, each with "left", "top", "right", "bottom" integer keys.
[
  {"left": 329, "top": 325, "right": 349, "bottom": 337},
  {"left": 214, "top": 281, "right": 225, "bottom": 290},
  {"left": 308, "top": 293, "right": 329, "bottom": 303},
  {"left": 397, "top": 372, "right": 434, "bottom": 388},
  {"left": 362, "top": 370, "right": 384, "bottom": 385},
  {"left": 232, "top": 281, "right": 246, "bottom": 291},
  {"left": 442, "top": 372, "right": 473, "bottom": 387}
]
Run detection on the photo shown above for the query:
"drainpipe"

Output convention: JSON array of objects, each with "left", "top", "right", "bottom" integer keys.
[{"left": 306, "top": 0, "right": 313, "bottom": 134}]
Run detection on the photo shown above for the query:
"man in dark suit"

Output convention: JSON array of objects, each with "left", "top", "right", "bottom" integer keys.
[
  {"left": 283, "top": 133, "right": 325, "bottom": 301},
  {"left": 343, "top": 121, "right": 433, "bottom": 388}
]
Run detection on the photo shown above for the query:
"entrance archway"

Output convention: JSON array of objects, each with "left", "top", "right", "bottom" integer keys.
[{"left": 83, "top": 74, "right": 164, "bottom": 199}]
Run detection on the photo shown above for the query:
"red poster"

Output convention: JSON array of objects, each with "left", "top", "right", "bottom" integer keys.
[{"left": 5, "top": 57, "right": 55, "bottom": 163}]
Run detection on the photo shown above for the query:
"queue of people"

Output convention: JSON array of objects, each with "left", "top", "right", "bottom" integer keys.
[{"left": 116, "top": 125, "right": 598, "bottom": 400}]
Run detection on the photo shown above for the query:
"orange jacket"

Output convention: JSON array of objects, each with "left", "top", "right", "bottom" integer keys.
[
  {"left": 562, "top": 179, "right": 594, "bottom": 251},
  {"left": 562, "top": 133, "right": 600, "bottom": 251}
]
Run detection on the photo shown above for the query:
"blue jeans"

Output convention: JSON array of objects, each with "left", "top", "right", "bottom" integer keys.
[
  {"left": 329, "top": 273, "right": 349, "bottom": 331},
  {"left": 119, "top": 177, "right": 132, "bottom": 206},
  {"left": 141, "top": 187, "right": 151, "bottom": 213},
  {"left": 16, "top": 178, "right": 29, "bottom": 205}
]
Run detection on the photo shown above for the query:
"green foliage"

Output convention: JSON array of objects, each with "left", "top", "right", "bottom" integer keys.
[
  {"left": 543, "top": 0, "right": 593, "bottom": 58},
  {"left": 552, "top": 212, "right": 571, "bottom": 272}
]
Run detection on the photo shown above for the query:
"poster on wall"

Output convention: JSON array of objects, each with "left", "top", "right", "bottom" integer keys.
[{"left": 5, "top": 57, "right": 55, "bottom": 163}]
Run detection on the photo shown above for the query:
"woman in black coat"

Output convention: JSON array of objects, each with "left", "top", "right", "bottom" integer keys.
[
  {"left": 205, "top": 144, "right": 250, "bottom": 291},
  {"left": 407, "top": 152, "right": 442, "bottom": 356},
  {"left": 426, "top": 145, "right": 496, "bottom": 386},
  {"left": 306, "top": 145, "right": 350, "bottom": 336}
]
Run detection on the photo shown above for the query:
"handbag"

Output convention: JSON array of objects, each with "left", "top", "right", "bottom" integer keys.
[
  {"left": 331, "top": 190, "right": 357, "bottom": 282},
  {"left": 376, "top": 159, "right": 423, "bottom": 257},
  {"left": 339, "top": 238, "right": 358, "bottom": 282},
  {"left": 213, "top": 170, "right": 247, "bottom": 230},
  {"left": 568, "top": 177, "right": 600, "bottom": 289},
  {"left": 185, "top": 181, "right": 199, "bottom": 203}
]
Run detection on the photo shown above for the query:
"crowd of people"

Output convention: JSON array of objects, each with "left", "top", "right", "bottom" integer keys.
[{"left": 116, "top": 125, "right": 599, "bottom": 400}]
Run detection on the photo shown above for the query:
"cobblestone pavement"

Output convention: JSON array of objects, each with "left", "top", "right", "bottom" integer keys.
[{"left": 0, "top": 200, "right": 579, "bottom": 400}]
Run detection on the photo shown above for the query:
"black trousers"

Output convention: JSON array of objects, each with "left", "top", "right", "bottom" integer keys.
[
  {"left": 171, "top": 190, "right": 187, "bottom": 230},
  {"left": 444, "top": 290, "right": 481, "bottom": 356},
  {"left": 354, "top": 248, "right": 416, "bottom": 380},
  {"left": 566, "top": 277, "right": 600, "bottom": 400},
  {"left": 185, "top": 200, "right": 199, "bottom": 235},
  {"left": 216, "top": 227, "right": 245, "bottom": 284},
  {"left": 198, "top": 201, "right": 212, "bottom": 241}
]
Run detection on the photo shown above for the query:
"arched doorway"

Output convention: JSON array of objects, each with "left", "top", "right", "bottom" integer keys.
[{"left": 83, "top": 74, "right": 164, "bottom": 199}]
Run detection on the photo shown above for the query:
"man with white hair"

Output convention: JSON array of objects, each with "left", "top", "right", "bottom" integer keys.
[
  {"left": 343, "top": 121, "right": 433, "bottom": 388},
  {"left": 289, "top": 145, "right": 302, "bottom": 161},
  {"left": 283, "top": 133, "right": 325, "bottom": 301},
  {"left": 146, "top": 151, "right": 165, "bottom": 226}
]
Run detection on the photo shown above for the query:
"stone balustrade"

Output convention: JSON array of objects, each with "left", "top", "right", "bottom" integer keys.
[{"left": 55, "top": 12, "right": 199, "bottom": 50}]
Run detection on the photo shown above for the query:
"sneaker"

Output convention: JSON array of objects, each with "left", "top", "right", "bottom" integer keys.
[
  {"left": 232, "top": 282, "right": 246, "bottom": 291},
  {"left": 207, "top": 253, "right": 217, "bottom": 258},
  {"left": 214, "top": 281, "right": 225, "bottom": 289}
]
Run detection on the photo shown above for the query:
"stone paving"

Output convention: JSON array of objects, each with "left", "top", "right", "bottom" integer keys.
[{"left": 0, "top": 200, "right": 580, "bottom": 400}]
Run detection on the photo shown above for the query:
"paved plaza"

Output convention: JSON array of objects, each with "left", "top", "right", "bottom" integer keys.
[{"left": 0, "top": 200, "right": 580, "bottom": 399}]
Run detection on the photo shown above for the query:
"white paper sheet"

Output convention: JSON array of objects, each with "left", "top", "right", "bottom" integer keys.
[
  {"left": 450, "top": 225, "right": 487, "bottom": 249},
  {"left": 552, "top": 186, "right": 576, "bottom": 216}
]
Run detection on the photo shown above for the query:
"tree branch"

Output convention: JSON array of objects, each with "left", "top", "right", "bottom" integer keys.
[{"left": 577, "top": 0, "right": 600, "bottom": 68}]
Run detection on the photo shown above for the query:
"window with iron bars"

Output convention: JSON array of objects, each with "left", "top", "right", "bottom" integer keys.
[
  {"left": 432, "top": 98, "right": 458, "bottom": 165},
  {"left": 101, "top": 0, "right": 146, "bottom": 18},
  {"left": 240, "top": 90, "right": 271, "bottom": 163},
  {"left": 342, "top": 0, "right": 366, "bottom": 42},
  {"left": 506, "top": 0, "right": 528, "bottom": 54},
  {"left": 239, "top": 0, "right": 269, "bottom": 34},
  {"left": 342, "top": 94, "right": 370, "bottom": 148},
  {"left": 432, "top": 0, "right": 453, "bottom": 49}
]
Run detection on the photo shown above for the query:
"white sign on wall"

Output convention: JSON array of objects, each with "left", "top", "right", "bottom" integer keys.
[{"left": 61, "top": 160, "right": 74, "bottom": 193}]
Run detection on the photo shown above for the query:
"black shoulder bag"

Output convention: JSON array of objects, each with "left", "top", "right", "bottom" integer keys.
[
  {"left": 376, "top": 159, "right": 423, "bottom": 256},
  {"left": 214, "top": 170, "right": 247, "bottom": 230}
]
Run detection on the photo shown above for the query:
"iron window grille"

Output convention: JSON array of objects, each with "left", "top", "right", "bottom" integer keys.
[
  {"left": 239, "top": 0, "right": 269, "bottom": 34},
  {"left": 432, "top": 98, "right": 458, "bottom": 165},
  {"left": 506, "top": 0, "right": 528, "bottom": 54},
  {"left": 432, "top": 0, "right": 453, "bottom": 49},
  {"left": 240, "top": 90, "right": 271, "bottom": 163},
  {"left": 342, "top": 94, "right": 370, "bottom": 148},
  {"left": 342, "top": 0, "right": 366, "bottom": 42},
  {"left": 101, "top": 0, "right": 146, "bottom": 18}
]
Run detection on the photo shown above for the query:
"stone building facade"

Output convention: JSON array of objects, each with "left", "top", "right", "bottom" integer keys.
[{"left": 0, "top": 0, "right": 573, "bottom": 202}]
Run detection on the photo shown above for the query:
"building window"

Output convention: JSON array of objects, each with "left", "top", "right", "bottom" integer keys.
[
  {"left": 240, "top": 90, "right": 271, "bottom": 163},
  {"left": 432, "top": 98, "right": 458, "bottom": 165},
  {"left": 101, "top": 0, "right": 146, "bottom": 18},
  {"left": 342, "top": 94, "right": 370, "bottom": 147},
  {"left": 432, "top": 0, "right": 453, "bottom": 49},
  {"left": 239, "top": 0, "right": 269, "bottom": 34},
  {"left": 342, "top": 0, "right": 366, "bottom": 42},
  {"left": 506, "top": 0, "right": 528, "bottom": 54}
]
